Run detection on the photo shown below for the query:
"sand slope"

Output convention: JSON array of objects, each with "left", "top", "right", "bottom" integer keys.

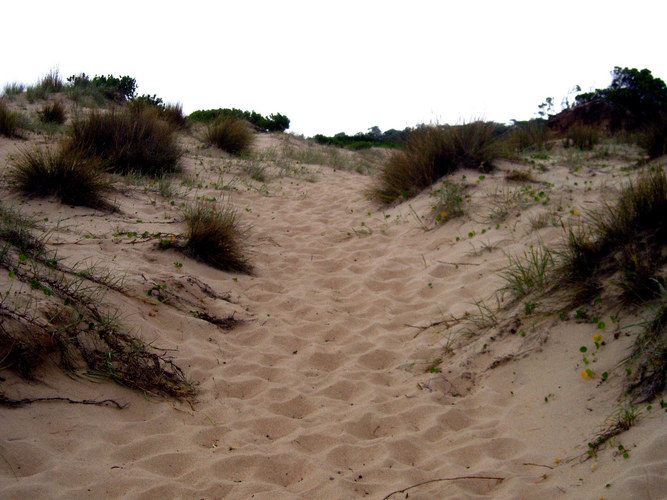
[{"left": 0, "top": 127, "right": 665, "bottom": 499}]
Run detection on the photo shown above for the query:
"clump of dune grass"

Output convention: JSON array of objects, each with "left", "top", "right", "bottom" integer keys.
[
  {"left": 625, "top": 294, "right": 666, "bottom": 403},
  {"left": 504, "top": 169, "right": 535, "bottom": 183},
  {"left": 500, "top": 245, "right": 554, "bottom": 302},
  {"left": 638, "top": 113, "right": 667, "bottom": 159},
  {"left": 38, "top": 100, "right": 66, "bottom": 124},
  {"left": 563, "top": 124, "right": 601, "bottom": 150},
  {"left": 375, "top": 122, "right": 503, "bottom": 203},
  {"left": 2, "top": 82, "right": 24, "bottom": 98},
  {"left": 182, "top": 201, "right": 251, "bottom": 273},
  {"left": 7, "top": 146, "right": 112, "bottom": 209},
  {"left": 205, "top": 115, "right": 254, "bottom": 155},
  {"left": 0, "top": 203, "right": 43, "bottom": 255},
  {"left": 25, "top": 68, "right": 64, "bottom": 102},
  {"left": 507, "top": 120, "right": 549, "bottom": 151},
  {"left": 67, "top": 108, "right": 181, "bottom": 176},
  {"left": 162, "top": 103, "right": 187, "bottom": 130},
  {"left": 560, "top": 168, "right": 667, "bottom": 302},
  {"left": 0, "top": 99, "right": 21, "bottom": 138}
]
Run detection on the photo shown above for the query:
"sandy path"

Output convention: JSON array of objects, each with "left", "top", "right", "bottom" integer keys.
[{"left": 1, "top": 134, "right": 665, "bottom": 499}]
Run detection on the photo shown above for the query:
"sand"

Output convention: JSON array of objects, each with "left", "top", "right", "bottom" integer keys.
[{"left": 0, "top": 114, "right": 665, "bottom": 499}]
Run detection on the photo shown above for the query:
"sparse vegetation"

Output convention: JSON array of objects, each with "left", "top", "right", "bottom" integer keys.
[
  {"left": 7, "top": 146, "right": 112, "bottom": 208},
  {"left": 182, "top": 201, "right": 251, "bottom": 273},
  {"left": 0, "top": 203, "right": 193, "bottom": 397},
  {"left": 205, "top": 115, "right": 254, "bottom": 155},
  {"left": 375, "top": 122, "right": 505, "bottom": 203},
  {"left": 67, "top": 107, "right": 182, "bottom": 176},
  {"left": 431, "top": 180, "right": 466, "bottom": 223},
  {"left": 625, "top": 294, "right": 666, "bottom": 403},
  {"left": 559, "top": 168, "right": 667, "bottom": 303}
]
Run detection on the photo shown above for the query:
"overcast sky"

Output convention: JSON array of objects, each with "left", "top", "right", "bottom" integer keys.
[{"left": 3, "top": 1, "right": 666, "bottom": 136}]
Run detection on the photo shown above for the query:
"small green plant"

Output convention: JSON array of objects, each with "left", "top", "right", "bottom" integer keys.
[
  {"left": 432, "top": 180, "right": 465, "bottom": 222},
  {"left": 205, "top": 115, "right": 254, "bottom": 155},
  {"left": 500, "top": 245, "right": 553, "bottom": 301}
]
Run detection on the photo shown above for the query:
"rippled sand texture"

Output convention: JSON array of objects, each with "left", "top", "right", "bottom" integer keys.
[{"left": 1, "top": 130, "right": 665, "bottom": 499}]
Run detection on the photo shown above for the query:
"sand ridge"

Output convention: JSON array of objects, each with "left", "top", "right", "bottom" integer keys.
[{"left": 0, "top": 130, "right": 666, "bottom": 499}]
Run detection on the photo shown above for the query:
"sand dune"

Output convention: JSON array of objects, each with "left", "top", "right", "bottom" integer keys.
[{"left": 1, "top": 123, "right": 665, "bottom": 499}]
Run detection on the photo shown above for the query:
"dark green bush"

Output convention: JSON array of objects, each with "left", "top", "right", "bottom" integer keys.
[
  {"left": 67, "top": 108, "right": 181, "bottom": 176},
  {"left": 66, "top": 73, "right": 137, "bottom": 101},
  {"left": 205, "top": 115, "right": 253, "bottom": 155},
  {"left": 575, "top": 67, "right": 667, "bottom": 130},
  {"left": 8, "top": 146, "right": 112, "bottom": 208},
  {"left": 374, "top": 122, "right": 503, "bottom": 203},
  {"left": 189, "top": 108, "right": 290, "bottom": 132},
  {"left": 183, "top": 201, "right": 251, "bottom": 273}
]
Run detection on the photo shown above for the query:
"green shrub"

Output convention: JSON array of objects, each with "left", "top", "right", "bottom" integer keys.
[
  {"left": 205, "top": 115, "right": 254, "bottom": 155},
  {"left": 0, "top": 100, "right": 21, "bottom": 137},
  {"left": 67, "top": 108, "right": 181, "bottom": 176},
  {"left": 39, "top": 100, "right": 66, "bottom": 124},
  {"left": 374, "top": 122, "right": 503, "bottom": 203},
  {"left": 66, "top": 73, "right": 137, "bottom": 101},
  {"left": 189, "top": 108, "right": 290, "bottom": 132},
  {"left": 8, "top": 146, "right": 112, "bottom": 208},
  {"left": 183, "top": 201, "right": 251, "bottom": 273},
  {"left": 563, "top": 124, "right": 600, "bottom": 150}
]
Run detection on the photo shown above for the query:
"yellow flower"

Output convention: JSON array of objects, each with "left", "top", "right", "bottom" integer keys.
[
  {"left": 572, "top": 209, "right": 579, "bottom": 215},
  {"left": 554, "top": 458, "right": 561, "bottom": 464},
  {"left": 581, "top": 371, "right": 590, "bottom": 379},
  {"left": 440, "top": 212, "right": 447, "bottom": 219},
  {"left": 593, "top": 334, "right": 602, "bottom": 343},
  {"left": 171, "top": 235, "right": 176, "bottom": 242}
]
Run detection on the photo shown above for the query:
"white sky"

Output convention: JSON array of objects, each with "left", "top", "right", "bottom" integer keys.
[{"left": 3, "top": 0, "right": 666, "bottom": 136}]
